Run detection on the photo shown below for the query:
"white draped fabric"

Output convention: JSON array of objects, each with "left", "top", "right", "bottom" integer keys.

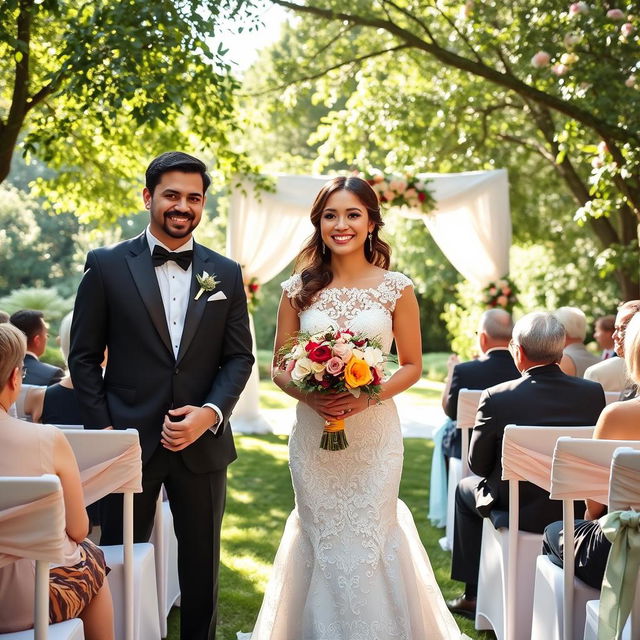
[{"left": 227, "top": 170, "right": 511, "bottom": 433}]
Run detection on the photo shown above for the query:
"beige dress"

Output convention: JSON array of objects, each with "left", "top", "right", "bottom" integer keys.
[{"left": 0, "top": 414, "right": 81, "bottom": 632}]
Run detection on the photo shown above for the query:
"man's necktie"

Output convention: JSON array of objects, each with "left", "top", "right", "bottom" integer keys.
[{"left": 151, "top": 245, "right": 193, "bottom": 271}]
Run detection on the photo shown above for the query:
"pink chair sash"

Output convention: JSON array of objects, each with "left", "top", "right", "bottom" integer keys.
[
  {"left": 550, "top": 449, "right": 610, "bottom": 503},
  {"left": 0, "top": 490, "right": 66, "bottom": 569},
  {"left": 458, "top": 392, "right": 481, "bottom": 429},
  {"left": 609, "top": 461, "right": 640, "bottom": 511},
  {"left": 79, "top": 442, "right": 143, "bottom": 506},
  {"left": 501, "top": 439, "right": 553, "bottom": 490}
]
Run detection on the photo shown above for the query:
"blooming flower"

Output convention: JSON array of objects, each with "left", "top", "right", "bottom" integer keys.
[
  {"left": 496, "top": 295, "right": 508, "bottom": 307},
  {"left": 332, "top": 342, "right": 353, "bottom": 363},
  {"left": 569, "top": 2, "right": 589, "bottom": 16},
  {"left": 625, "top": 74, "right": 637, "bottom": 88},
  {"left": 560, "top": 52, "right": 579, "bottom": 65},
  {"left": 325, "top": 357, "right": 345, "bottom": 375},
  {"left": 344, "top": 357, "right": 374, "bottom": 388},
  {"left": 292, "top": 357, "right": 313, "bottom": 382},
  {"left": 621, "top": 22, "right": 635, "bottom": 37},
  {"left": 363, "top": 347, "right": 384, "bottom": 367},
  {"left": 552, "top": 63, "right": 569, "bottom": 76},
  {"left": 308, "top": 344, "right": 332, "bottom": 363},
  {"left": 607, "top": 8, "right": 625, "bottom": 20},
  {"left": 564, "top": 32, "right": 582, "bottom": 48},
  {"left": 531, "top": 51, "right": 551, "bottom": 68}
]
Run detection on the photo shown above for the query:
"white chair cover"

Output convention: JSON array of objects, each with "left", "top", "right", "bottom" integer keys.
[
  {"left": 476, "top": 425, "right": 594, "bottom": 640},
  {"left": 0, "top": 475, "right": 85, "bottom": 640},
  {"left": 62, "top": 429, "right": 159, "bottom": 640},
  {"left": 443, "top": 389, "right": 483, "bottom": 551}
]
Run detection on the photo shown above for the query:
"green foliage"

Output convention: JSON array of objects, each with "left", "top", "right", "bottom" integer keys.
[
  {"left": 0, "top": 287, "right": 74, "bottom": 327},
  {"left": 0, "top": 0, "right": 260, "bottom": 222}
]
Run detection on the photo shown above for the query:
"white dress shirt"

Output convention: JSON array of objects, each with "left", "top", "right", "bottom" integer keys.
[{"left": 146, "top": 227, "right": 222, "bottom": 432}]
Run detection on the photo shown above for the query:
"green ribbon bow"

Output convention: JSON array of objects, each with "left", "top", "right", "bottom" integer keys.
[{"left": 598, "top": 509, "right": 640, "bottom": 640}]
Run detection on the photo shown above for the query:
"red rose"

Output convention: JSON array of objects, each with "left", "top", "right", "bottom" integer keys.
[
  {"left": 305, "top": 341, "right": 321, "bottom": 352},
  {"left": 319, "top": 378, "right": 331, "bottom": 388},
  {"left": 371, "top": 367, "right": 381, "bottom": 385},
  {"left": 249, "top": 283, "right": 259, "bottom": 292},
  {"left": 354, "top": 339, "right": 367, "bottom": 347},
  {"left": 308, "top": 345, "right": 332, "bottom": 362},
  {"left": 418, "top": 192, "right": 426, "bottom": 202}
]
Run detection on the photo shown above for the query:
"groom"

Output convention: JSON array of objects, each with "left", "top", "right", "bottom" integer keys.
[{"left": 69, "top": 151, "right": 254, "bottom": 639}]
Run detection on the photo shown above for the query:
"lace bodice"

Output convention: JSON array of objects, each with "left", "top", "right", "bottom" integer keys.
[{"left": 281, "top": 271, "right": 412, "bottom": 353}]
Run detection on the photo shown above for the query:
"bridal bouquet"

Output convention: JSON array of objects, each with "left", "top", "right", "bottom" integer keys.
[{"left": 278, "top": 328, "right": 387, "bottom": 451}]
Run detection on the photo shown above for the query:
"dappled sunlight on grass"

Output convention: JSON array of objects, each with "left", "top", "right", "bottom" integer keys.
[{"left": 169, "top": 433, "right": 494, "bottom": 639}]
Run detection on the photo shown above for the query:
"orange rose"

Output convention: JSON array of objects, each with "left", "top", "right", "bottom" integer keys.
[{"left": 344, "top": 356, "right": 374, "bottom": 388}]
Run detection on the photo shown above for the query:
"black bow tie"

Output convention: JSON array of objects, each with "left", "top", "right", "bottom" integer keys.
[{"left": 151, "top": 245, "right": 193, "bottom": 271}]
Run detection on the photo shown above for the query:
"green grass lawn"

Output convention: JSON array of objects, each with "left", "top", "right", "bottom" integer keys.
[{"left": 167, "top": 434, "right": 493, "bottom": 639}]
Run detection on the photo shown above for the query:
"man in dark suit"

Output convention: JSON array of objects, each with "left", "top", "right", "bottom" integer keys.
[
  {"left": 447, "top": 311, "right": 605, "bottom": 618},
  {"left": 69, "top": 151, "right": 254, "bottom": 640},
  {"left": 442, "top": 309, "right": 520, "bottom": 460},
  {"left": 10, "top": 309, "right": 64, "bottom": 386}
]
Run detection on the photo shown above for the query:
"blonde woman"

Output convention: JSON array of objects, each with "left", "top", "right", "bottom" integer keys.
[{"left": 0, "top": 323, "right": 114, "bottom": 638}]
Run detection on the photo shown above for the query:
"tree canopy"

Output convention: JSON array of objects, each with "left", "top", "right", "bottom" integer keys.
[
  {"left": 0, "top": 0, "right": 261, "bottom": 222},
  {"left": 237, "top": 0, "right": 640, "bottom": 297}
]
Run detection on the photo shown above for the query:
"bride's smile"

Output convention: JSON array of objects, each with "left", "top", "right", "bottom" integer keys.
[{"left": 320, "top": 189, "right": 374, "bottom": 255}]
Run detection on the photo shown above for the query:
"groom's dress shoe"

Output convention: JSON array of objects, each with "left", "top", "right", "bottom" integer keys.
[{"left": 446, "top": 595, "right": 477, "bottom": 619}]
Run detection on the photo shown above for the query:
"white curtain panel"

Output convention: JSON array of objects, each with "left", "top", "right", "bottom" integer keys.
[
  {"left": 399, "top": 169, "right": 511, "bottom": 287},
  {"left": 227, "top": 170, "right": 511, "bottom": 433}
]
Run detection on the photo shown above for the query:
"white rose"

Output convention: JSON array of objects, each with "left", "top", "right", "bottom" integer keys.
[
  {"left": 291, "top": 343, "right": 306, "bottom": 359},
  {"left": 291, "top": 357, "right": 313, "bottom": 382},
  {"left": 351, "top": 348, "right": 365, "bottom": 360},
  {"left": 364, "top": 347, "right": 384, "bottom": 367}
]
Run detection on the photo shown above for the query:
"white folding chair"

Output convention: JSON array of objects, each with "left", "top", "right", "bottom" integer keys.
[
  {"left": 150, "top": 490, "right": 180, "bottom": 638},
  {"left": 0, "top": 475, "right": 84, "bottom": 640},
  {"left": 442, "top": 389, "right": 483, "bottom": 551},
  {"left": 62, "top": 429, "right": 160, "bottom": 640},
  {"left": 475, "top": 424, "right": 595, "bottom": 640},
  {"left": 604, "top": 391, "right": 622, "bottom": 405},
  {"left": 583, "top": 447, "right": 640, "bottom": 640}
]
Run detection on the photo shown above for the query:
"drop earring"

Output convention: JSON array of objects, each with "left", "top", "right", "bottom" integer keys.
[
  {"left": 368, "top": 232, "right": 373, "bottom": 253},
  {"left": 322, "top": 242, "right": 326, "bottom": 255}
]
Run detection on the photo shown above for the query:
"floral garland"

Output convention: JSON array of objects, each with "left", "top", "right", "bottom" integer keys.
[
  {"left": 357, "top": 171, "right": 436, "bottom": 214},
  {"left": 481, "top": 276, "right": 518, "bottom": 312},
  {"left": 245, "top": 276, "right": 261, "bottom": 314}
]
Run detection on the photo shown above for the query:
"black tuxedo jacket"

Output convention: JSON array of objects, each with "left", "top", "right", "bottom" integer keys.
[
  {"left": 445, "top": 349, "right": 520, "bottom": 420},
  {"left": 23, "top": 353, "right": 64, "bottom": 386},
  {"left": 468, "top": 363, "right": 606, "bottom": 531},
  {"left": 69, "top": 232, "right": 254, "bottom": 473}
]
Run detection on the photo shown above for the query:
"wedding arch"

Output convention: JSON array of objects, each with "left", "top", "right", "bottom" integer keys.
[{"left": 227, "top": 169, "right": 511, "bottom": 433}]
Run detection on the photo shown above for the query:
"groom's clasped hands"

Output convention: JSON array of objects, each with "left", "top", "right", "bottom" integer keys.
[
  {"left": 160, "top": 405, "right": 218, "bottom": 451},
  {"left": 305, "top": 390, "right": 370, "bottom": 421}
]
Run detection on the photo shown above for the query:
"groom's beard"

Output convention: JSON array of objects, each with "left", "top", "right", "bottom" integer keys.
[{"left": 162, "top": 210, "right": 197, "bottom": 238}]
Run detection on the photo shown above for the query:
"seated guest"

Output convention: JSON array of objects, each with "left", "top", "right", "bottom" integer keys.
[
  {"left": 10, "top": 309, "right": 64, "bottom": 386},
  {"left": 447, "top": 312, "right": 606, "bottom": 618},
  {"left": 594, "top": 314, "right": 616, "bottom": 360},
  {"left": 543, "top": 311, "right": 640, "bottom": 588},
  {"left": 555, "top": 306, "right": 600, "bottom": 377},
  {"left": 441, "top": 309, "right": 519, "bottom": 461},
  {"left": 0, "top": 323, "right": 114, "bottom": 638},
  {"left": 584, "top": 301, "right": 640, "bottom": 392},
  {"left": 24, "top": 311, "right": 87, "bottom": 424}
]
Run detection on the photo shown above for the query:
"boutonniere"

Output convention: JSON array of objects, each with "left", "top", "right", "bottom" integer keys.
[{"left": 195, "top": 271, "right": 220, "bottom": 300}]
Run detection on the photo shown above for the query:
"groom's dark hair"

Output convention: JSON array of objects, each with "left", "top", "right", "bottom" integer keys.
[{"left": 145, "top": 151, "right": 211, "bottom": 195}]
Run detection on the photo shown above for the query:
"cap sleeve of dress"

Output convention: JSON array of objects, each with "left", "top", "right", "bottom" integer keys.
[
  {"left": 281, "top": 273, "right": 303, "bottom": 299},
  {"left": 380, "top": 271, "right": 414, "bottom": 312}
]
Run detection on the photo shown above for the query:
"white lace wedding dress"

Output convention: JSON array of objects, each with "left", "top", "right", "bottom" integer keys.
[{"left": 240, "top": 271, "right": 465, "bottom": 640}]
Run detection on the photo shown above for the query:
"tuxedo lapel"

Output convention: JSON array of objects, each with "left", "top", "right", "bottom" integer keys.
[
  {"left": 125, "top": 234, "right": 174, "bottom": 357},
  {"left": 177, "top": 242, "right": 213, "bottom": 365}
]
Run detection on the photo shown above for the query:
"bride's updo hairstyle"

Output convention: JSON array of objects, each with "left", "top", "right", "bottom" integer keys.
[{"left": 292, "top": 176, "right": 391, "bottom": 311}]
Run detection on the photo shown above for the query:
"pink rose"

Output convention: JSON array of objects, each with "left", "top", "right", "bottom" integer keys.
[
  {"left": 325, "top": 357, "right": 345, "bottom": 376},
  {"left": 497, "top": 295, "right": 508, "bottom": 307},
  {"left": 569, "top": 2, "right": 589, "bottom": 16},
  {"left": 332, "top": 342, "right": 353, "bottom": 363},
  {"left": 621, "top": 22, "right": 635, "bottom": 37},
  {"left": 382, "top": 190, "right": 395, "bottom": 202},
  {"left": 552, "top": 63, "right": 569, "bottom": 76},
  {"left": 286, "top": 359, "right": 295, "bottom": 373},
  {"left": 607, "top": 9, "right": 625, "bottom": 20},
  {"left": 489, "top": 286, "right": 497, "bottom": 295},
  {"left": 531, "top": 51, "right": 551, "bottom": 68}
]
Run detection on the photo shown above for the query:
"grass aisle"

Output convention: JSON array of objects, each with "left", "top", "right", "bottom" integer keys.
[{"left": 167, "top": 434, "right": 494, "bottom": 639}]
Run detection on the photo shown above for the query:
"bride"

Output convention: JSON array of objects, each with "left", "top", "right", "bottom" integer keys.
[{"left": 243, "top": 176, "right": 465, "bottom": 639}]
